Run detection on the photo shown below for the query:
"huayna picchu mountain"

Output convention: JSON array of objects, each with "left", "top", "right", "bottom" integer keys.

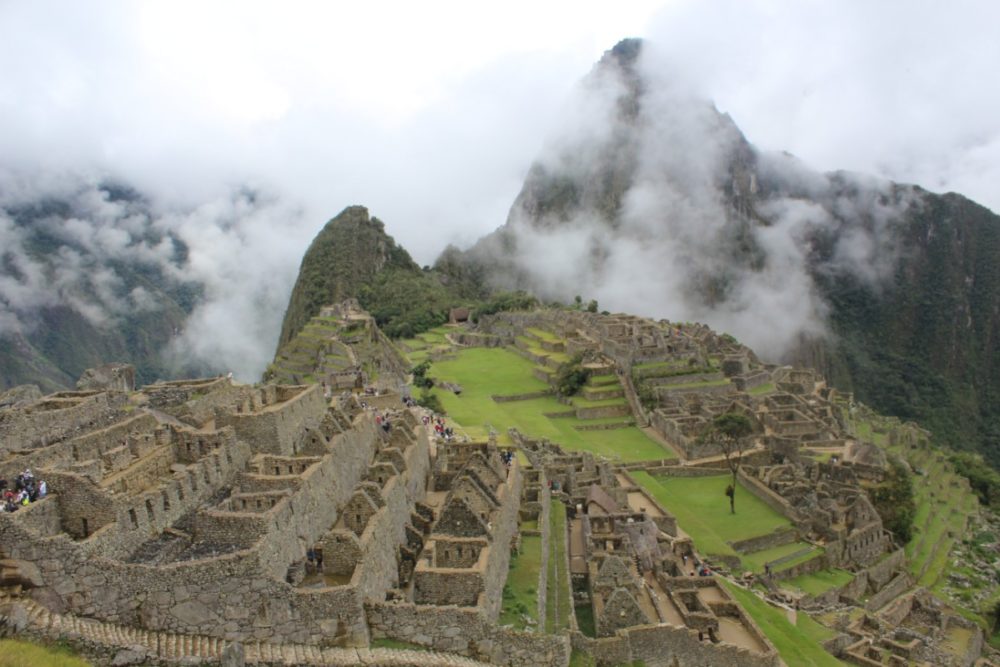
[
  {"left": 443, "top": 38, "right": 1000, "bottom": 465},
  {"left": 275, "top": 205, "right": 483, "bottom": 362}
]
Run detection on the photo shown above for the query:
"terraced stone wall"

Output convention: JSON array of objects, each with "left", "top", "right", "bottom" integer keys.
[
  {"left": 366, "top": 600, "right": 570, "bottom": 667},
  {"left": 352, "top": 426, "right": 431, "bottom": 602},
  {"left": 0, "top": 391, "right": 125, "bottom": 455},
  {"left": 216, "top": 385, "right": 327, "bottom": 456}
]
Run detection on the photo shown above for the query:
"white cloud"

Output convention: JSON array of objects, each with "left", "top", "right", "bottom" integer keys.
[{"left": 0, "top": 0, "right": 998, "bottom": 376}]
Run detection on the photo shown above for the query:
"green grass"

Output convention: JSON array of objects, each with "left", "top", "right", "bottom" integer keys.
[
  {"left": 0, "top": 640, "right": 92, "bottom": 667},
  {"left": 747, "top": 382, "right": 776, "bottom": 396},
  {"left": 796, "top": 611, "right": 841, "bottom": 645},
  {"left": 660, "top": 378, "right": 731, "bottom": 390},
  {"left": 526, "top": 327, "right": 561, "bottom": 343},
  {"left": 574, "top": 603, "right": 596, "bottom": 638},
  {"left": 546, "top": 501, "right": 571, "bottom": 633},
  {"left": 720, "top": 582, "right": 845, "bottom": 666},
  {"left": 425, "top": 348, "right": 672, "bottom": 461},
  {"left": 500, "top": 535, "right": 542, "bottom": 629},
  {"left": 783, "top": 569, "right": 854, "bottom": 596},
  {"left": 631, "top": 471, "right": 792, "bottom": 566}
]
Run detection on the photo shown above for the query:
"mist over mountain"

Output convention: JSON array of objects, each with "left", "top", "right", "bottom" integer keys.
[
  {"left": 0, "top": 176, "right": 308, "bottom": 388},
  {"left": 449, "top": 39, "right": 1000, "bottom": 461},
  {"left": 2, "top": 30, "right": 999, "bottom": 466}
]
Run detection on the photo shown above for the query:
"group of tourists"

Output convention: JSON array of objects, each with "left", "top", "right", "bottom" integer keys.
[
  {"left": 422, "top": 415, "right": 454, "bottom": 441},
  {"left": 0, "top": 469, "right": 48, "bottom": 512},
  {"left": 374, "top": 412, "right": 393, "bottom": 433}
]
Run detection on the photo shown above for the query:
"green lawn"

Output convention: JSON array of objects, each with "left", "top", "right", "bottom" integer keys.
[
  {"left": 748, "top": 382, "right": 776, "bottom": 396},
  {"left": 0, "top": 640, "right": 92, "bottom": 667},
  {"left": 631, "top": 471, "right": 792, "bottom": 566},
  {"left": 526, "top": 327, "right": 561, "bottom": 343},
  {"left": 720, "top": 582, "right": 845, "bottom": 666},
  {"left": 500, "top": 535, "right": 542, "bottom": 629},
  {"left": 660, "top": 378, "right": 731, "bottom": 390},
  {"left": 425, "top": 348, "right": 672, "bottom": 461},
  {"left": 783, "top": 569, "right": 854, "bottom": 597},
  {"left": 547, "top": 501, "right": 571, "bottom": 633}
]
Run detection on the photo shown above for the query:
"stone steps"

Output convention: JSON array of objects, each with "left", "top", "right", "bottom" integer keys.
[{"left": 0, "top": 589, "right": 493, "bottom": 666}]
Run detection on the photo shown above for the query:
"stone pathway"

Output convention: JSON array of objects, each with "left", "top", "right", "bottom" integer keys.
[{"left": 0, "top": 589, "right": 492, "bottom": 666}]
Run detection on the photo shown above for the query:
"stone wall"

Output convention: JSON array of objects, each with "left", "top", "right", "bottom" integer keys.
[
  {"left": 366, "top": 601, "right": 570, "bottom": 667},
  {"left": 737, "top": 469, "right": 803, "bottom": 526},
  {"left": 491, "top": 390, "right": 554, "bottom": 403},
  {"left": 0, "top": 410, "right": 389, "bottom": 646},
  {"left": 216, "top": 385, "right": 327, "bottom": 456},
  {"left": 352, "top": 427, "right": 431, "bottom": 602},
  {"left": 571, "top": 621, "right": 779, "bottom": 667},
  {"left": 536, "top": 474, "right": 552, "bottom": 625},
  {"left": 865, "top": 572, "right": 912, "bottom": 611},
  {"left": 252, "top": 415, "right": 380, "bottom": 582},
  {"left": 575, "top": 404, "right": 631, "bottom": 420},
  {"left": 770, "top": 551, "right": 826, "bottom": 581},
  {"left": 729, "top": 527, "right": 799, "bottom": 554},
  {"left": 413, "top": 460, "right": 522, "bottom": 618},
  {"left": 0, "top": 391, "right": 126, "bottom": 455},
  {"left": 644, "top": 465, "right": 726, "bottom": 478}
]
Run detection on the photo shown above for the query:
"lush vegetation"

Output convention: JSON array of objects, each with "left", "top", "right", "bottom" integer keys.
[
  {"left": 470, "top": 291, "right": 539, "bottom": 323},
  {"left": 949, "top": 451, "right": 1000, "bottom": 507},
  {"left": 813, "top": 191, "right": 1000, "bottom": 468},
  {"left": 278, "top": 206, "right": 420, "bottom": 346},
  {"left": 411, "top": 361, "right": 434, "bottom": 389},
  {"left": 277, "top": 206, "right": 487, "bottom": 348},
  {"left": 868, "top": 455, "right": 917, "bottom": 544},
  {"left": 359, "top": 267, "right": 455, "bottom": 339},
  {"left": 554, "top": 354, "right": 590, "bottom": 396}
]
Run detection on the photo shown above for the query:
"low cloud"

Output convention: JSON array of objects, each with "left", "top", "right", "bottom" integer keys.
[
  {"left": 0, "top": 176, "right": 311, "bottom": 381},
  {"left": 495, "top": 45, "right": 912, "bottom": 361}
]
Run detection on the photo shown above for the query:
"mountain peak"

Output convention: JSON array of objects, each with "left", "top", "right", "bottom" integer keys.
[{"left": 276, "top": 205, "right": 418, "bottom": 348}]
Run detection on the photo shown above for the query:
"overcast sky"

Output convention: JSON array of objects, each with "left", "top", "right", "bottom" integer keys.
[{"left": 2, "top": 0, "right": 998, "bottom": 266}]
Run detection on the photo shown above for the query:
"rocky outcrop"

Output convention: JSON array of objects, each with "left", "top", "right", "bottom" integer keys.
[
  {"left": 0, "top": 385, "right": 42, "bottom": 409},
  {"left": 76, "top": 363, "right": 136, "bottom": 393}
]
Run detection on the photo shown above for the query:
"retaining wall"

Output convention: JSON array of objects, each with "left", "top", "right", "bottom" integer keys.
[{"left": 366, "top": 601, "right": 570, "bottom": 667}]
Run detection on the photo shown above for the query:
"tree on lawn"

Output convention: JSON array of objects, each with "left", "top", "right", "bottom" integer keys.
[{"left": 709, "top": 412, "right": 754, "bottom": 514}]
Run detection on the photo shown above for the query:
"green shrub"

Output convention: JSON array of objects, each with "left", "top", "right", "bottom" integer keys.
[
  {"left": 416, "top": 389, "right": 444, "bottom": 414},
  {"left": 870, "top": 455, "right": 916, "bottom": 544},
  {"left": 950, "top": 451, "right": 1000, "bottom": 506},
  {"left": 555, "top": 354, "right": 590, "bottom": 397},
  {"left": 470, "top": 291, "right": 539, "bottom": 323}
]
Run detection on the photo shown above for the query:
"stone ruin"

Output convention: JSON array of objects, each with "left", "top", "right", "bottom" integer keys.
[
  {"left": 0, "top": 370, "right": 573, "bottom": 665},
  {"left": 0, "top": 305, "right": 994, "bottom": 666},
  {"left": 514, "top": 434, "right": 779, "bottom": 666}
]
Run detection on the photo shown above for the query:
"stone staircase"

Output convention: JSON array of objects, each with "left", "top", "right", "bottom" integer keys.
[{"left": 0, "top": 588, "right": 492, "bottom": 666}]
